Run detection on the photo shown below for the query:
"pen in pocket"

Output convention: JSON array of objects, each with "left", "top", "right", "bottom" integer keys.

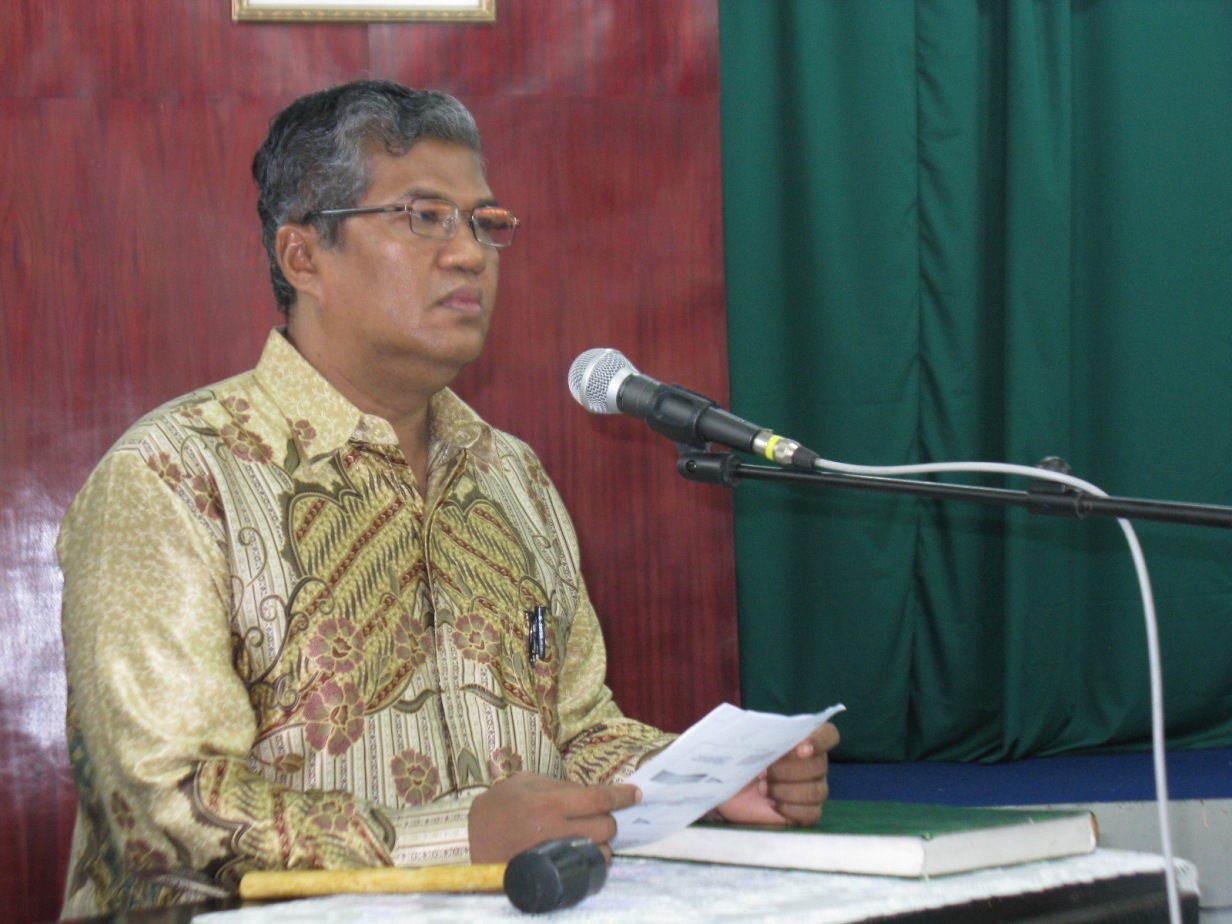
[{"left": 525, "top": 605, "right": 547, "bottom": 666}]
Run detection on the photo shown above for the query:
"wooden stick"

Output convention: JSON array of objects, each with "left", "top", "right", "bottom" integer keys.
[{"left": 239, "top": 863, "right": 508, "bottom": 900}]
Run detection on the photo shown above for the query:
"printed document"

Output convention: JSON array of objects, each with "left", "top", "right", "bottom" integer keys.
[{"left": 612, "top": 702, "right": 845, "bottom": 849}]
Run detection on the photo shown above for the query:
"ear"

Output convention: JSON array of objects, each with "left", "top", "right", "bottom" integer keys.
[{"left": 275, "top": 224, "right": 324, "bottom": 303}]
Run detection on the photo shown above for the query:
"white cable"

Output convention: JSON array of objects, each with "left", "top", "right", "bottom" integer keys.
[{"left": 810, "top": 455, "right": 1181, "bottom": 923}]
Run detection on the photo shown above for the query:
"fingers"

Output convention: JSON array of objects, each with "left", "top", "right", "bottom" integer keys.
[
  {"left": 793, "top": 722, "right": 840, "bottom": 759},
  {"left": 813, "top": 722, "right": 841, "bottom": 752},
  {"left": 552, "top": 782, "right": 639, "bottom": 848},
  {"left": 492, "top": 774, "right": 638, "bottom": 811},
  {"left": 765, "top": 776, "right": 830, "bottom": 825},
  {"left": 715, "top": 779, "right": 789, "bottom": 826},
  {"left": 468, "top": 774, "right": 639, "bottom": 864},
  {"left": 769, "top": 722, "right": 838, "bottom": 780},
  {"left": 574, "top": 782, "right": 641, "bottom": 815},
  {"left": 768, "top": 750, "right": 829, "bottom": 783},
  {"left": 766, "top": 776, "right": 829, "bottom": 806},
  {"left": 535, "top": 779, "right": 638, "bottom": 819},
  {"left": 760, "top": 722, "right": 839, "bottom": 827},
  {"left": 774, "top": 800, "right": 823, "bottom": 827}
]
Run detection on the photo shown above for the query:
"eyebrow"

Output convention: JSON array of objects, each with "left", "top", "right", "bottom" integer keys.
[{"left": 398, "top": 188, "right": 501, "bottom": 209}]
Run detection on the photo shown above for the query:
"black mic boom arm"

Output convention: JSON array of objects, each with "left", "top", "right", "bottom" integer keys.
[{"left": 676, "top": 451, "right": 1232, "bottom": 529}]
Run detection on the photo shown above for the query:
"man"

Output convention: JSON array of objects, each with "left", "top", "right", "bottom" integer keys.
[{"left": 58, "top": 80, "right": 839, "bottom": 916}]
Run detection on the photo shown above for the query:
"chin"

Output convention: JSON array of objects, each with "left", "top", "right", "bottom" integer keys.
[{"left": 436, "top": 334, "right": 490, "bottom": 370}]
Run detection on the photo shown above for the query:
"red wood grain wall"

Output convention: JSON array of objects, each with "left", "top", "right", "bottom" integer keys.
[{"left": 0, "top": 2, "right": 736, "bottom": 921}]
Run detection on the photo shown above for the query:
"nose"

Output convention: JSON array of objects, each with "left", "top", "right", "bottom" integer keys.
[{"left": 437, "top": 219, "right": 492, "bottom": 273}]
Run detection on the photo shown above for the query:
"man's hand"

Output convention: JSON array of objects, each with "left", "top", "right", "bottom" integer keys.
[
  {"left": 715, "top": 722, "right": 840, "bottom": 827},
  {"left": 468, "top": 772, "right": 641, "bottom": 863}
]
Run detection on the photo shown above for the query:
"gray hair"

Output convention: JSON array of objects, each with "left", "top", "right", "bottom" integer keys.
[{"left": 252, "top": 80, "right": 482, "bottom": 312}]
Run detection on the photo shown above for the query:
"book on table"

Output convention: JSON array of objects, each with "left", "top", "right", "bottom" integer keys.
[{"left": 616, "top": 800, "right": 1098, "bottom": 878}]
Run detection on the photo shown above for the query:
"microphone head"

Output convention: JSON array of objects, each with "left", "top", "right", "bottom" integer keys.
[{"left": 568, "top": 348, "right": 636, "bottom": 414}]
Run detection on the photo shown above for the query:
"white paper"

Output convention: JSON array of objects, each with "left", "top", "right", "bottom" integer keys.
[{"left": 611, "top": 702, "right": 845, "bottom": 850}]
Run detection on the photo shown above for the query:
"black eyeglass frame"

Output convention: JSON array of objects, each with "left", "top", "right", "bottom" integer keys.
[{"left": 302, "top": 198, "right": 521, "bottom": 248}]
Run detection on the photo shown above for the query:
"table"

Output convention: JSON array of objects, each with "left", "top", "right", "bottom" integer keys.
[{"left": 61, "top": 850, "right": 1199, "bottom": 924}]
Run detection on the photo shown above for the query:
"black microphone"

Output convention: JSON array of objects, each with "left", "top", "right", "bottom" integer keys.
[
  {"left": 503, "top": 837, "right": 607, "bottom": 914},
  {"left": 567, "top": 348, "right": 820, "bottom": 469}
]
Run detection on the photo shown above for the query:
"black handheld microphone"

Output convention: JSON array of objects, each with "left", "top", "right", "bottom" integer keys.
[{"left": 567, "top": 348, "right": 820, "bottom": 469}]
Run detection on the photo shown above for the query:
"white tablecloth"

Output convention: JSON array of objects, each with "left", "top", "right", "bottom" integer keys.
[{"left": 196, "top": 849, "right": 1198, "bottom": 923}]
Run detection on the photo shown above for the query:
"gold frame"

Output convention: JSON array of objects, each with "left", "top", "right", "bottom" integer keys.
[{"left": 232, "top": 0, "right": 495, "bottom": 23}]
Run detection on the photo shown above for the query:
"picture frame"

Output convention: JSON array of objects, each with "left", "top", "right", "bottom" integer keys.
[{"left": 232, "top": 0, "right": 495, "bottom": 23}]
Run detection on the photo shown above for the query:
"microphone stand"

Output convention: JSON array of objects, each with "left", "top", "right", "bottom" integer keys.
[
  {"left": 676, "top": 444, "right": 1212, "bottom": 924},
  {"left": 675, "top": 450, "right": 1232, "bottom": 529}
]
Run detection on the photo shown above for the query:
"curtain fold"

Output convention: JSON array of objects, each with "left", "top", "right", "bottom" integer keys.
[{"left": 720, "top": 0, "right": 1232, "bottom": 761}]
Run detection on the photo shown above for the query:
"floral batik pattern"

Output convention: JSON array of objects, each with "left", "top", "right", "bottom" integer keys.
[{"left": 58, "top": 329, "right": 674, "bottom": 917}]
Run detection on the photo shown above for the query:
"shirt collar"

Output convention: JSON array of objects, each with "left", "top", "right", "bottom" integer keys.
[{"left": 253, "top": 328, "right": 499, "bottom": 467}]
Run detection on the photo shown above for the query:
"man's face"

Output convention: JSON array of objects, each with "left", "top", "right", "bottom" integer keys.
[{"left": 310, "top": 138, "right": 501, "bottom": 383}]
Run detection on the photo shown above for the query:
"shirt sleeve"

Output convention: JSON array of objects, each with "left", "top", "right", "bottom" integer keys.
[
  {"left": 58, "top": 450, "right": 473, "bottom": 913},
  {"left": 554, "top": 575, "right": 676, "bottom": 784},
  {"left": 526, "top": 461, "right": 676, "bottom": 784}
]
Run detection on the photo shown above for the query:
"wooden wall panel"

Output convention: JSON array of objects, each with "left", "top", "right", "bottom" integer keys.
[
  {"left": 368, "top": 3, "right": 719, "bottom": 97},
  {"left": 0, "top": 3, "right": 732, "bottom": 921},
  {"left": 3, "top": 1, "right": 370, "bottom": 98}
]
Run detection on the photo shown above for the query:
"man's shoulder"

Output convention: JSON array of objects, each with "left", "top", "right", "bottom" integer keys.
[
  {"left": 109, "top": 368, "right": 271, "bottom": 458},
  {"left": 58, "top": 369, "right": 270, "bottom": 556},
  {"left": 484, "top": 421, "right": 535, "bottom": 457},
  {"left": 60, "top": 365, "right": 298, "bottom": 547},
  {"left": 473, "top": 419, "right": 548, "bottom": 478}
]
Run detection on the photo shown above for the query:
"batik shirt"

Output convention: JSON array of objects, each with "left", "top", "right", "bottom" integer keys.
[{"left": 58, "top": 329, "right": 672, "bottom": 916}]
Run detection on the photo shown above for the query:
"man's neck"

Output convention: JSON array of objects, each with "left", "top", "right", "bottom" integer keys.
[{"left": 283, "top": 323, "right": 454, "bottom": 491}]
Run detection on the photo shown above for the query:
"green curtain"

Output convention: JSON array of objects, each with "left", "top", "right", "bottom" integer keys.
[{"left": 719, "top": 0, "right": 1232, "bottom": 762}]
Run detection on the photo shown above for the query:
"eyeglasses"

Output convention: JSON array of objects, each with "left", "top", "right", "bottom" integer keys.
[{"left": 303, "top": 197, "right": 521, "bottom": 248}]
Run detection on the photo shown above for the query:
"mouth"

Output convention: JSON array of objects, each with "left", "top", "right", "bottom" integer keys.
[{"left": 437, "top": 287, "right": 485, "bottom": 316}]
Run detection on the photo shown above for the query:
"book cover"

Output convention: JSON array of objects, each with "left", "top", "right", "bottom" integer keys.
[{"left": 616, "top": 800, "right": 1098, "bottom": 878}]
